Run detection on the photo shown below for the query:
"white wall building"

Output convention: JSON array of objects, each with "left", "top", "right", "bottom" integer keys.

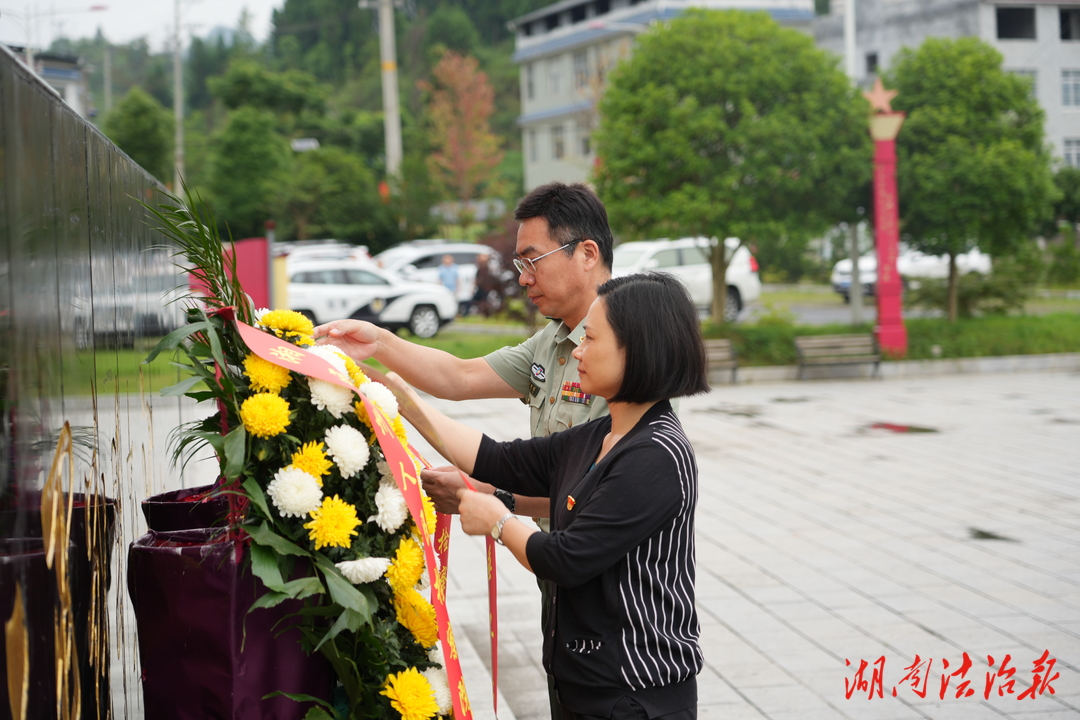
[
  {"left": 510, "top": 0, "right": 816, "bottom": 190},
  {"left": 814, "top": 0, "right": 1080, "bottom": 167}
]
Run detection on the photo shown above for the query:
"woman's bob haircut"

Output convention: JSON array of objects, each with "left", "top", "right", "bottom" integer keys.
[{"left": 597, "top": 273, "right": 711, "bottom": 404}]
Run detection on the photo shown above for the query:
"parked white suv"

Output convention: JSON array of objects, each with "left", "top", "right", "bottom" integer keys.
[
  {"left": 373, "top": 241, "right": 506, "bottom": 306},
  {"left": 287, "top": 260, "right": 459, "bottom": 338},
  {"left": 611, "top": 237, "right": 762, "bottom": 321},
  {"left": 830, "top": 247, "right": 992, "bottom": 302}
]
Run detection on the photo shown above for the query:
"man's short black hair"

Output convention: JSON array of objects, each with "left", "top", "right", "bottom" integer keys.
[
  {"left": 597, "top": 273, "right": 711, "bottom": 404},
  {"left": 514, "top": 182, "right": 614, "bottom": 270}
]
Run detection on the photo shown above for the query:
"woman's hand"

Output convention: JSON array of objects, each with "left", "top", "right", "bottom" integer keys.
[
  {"left": 457, "top": 490, "right": 510, "bottom": 536},
  {"left": 314, "top": 320, "right": 381, "bottom": 362}
]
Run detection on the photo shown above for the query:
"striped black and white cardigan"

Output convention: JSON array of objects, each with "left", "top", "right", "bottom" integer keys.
[{"left": 473, "top": 400, "right": 701, "bottom": 717}]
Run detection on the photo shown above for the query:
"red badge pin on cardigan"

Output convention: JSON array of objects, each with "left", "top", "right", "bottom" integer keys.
[{"left": 567, "top": 496, "right": 576, "bottom": 511}]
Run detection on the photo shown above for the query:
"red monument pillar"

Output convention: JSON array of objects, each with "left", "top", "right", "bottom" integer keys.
[{"left": 864, "top": 79, "right": 907, "bottom": 358}]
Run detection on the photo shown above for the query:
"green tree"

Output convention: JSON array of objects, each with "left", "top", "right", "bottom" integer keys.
[
  {"left": 104, "top": 86, "right": 174, "bottom": 181},
  {"left": 208, "top": 60, "right": 329, "bottom": 115},
  {"left": 1053, "top": 166, "right": 1080, "bottom": 229},
  {"left": 425, "top": 4, "right": 481, "bottom": 55},
  {"left": 275, "top": 149, "right": 401, "bottom": 248},
  {"left": 593, "top": 9, "right": 871, "bottom": 321},
  {"left": 209, "top": 107, "right": 291, "bottom": 237},
  {"left": 884, "top": 37, "right": 1057, "bottom": 321}
]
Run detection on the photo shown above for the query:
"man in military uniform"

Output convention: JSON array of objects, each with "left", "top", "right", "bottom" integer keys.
[{"left": 315, "top": 182, "right": 614, "bottom": 720}]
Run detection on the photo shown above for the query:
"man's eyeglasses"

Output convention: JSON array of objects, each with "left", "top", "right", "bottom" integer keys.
[{"left": 513, "top": 239, "right": 583, "bottom": 275}]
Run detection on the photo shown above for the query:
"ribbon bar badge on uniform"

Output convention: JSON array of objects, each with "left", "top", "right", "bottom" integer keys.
[{"left": 561, "top": 381, "right": 592, "bottom": 405}]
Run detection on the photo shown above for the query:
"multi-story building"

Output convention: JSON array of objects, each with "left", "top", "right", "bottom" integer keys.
[
  {"left": 6, "top": 46, "right": 93, "bottom": 118},
  {"left": 510, "top": 0, "right": 816, "bottom": 190},
  {"left": 814, "top": 0, "right": 1080, "bottom": 167}
]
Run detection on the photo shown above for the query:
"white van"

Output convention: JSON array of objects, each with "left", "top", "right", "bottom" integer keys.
[{"left": 611, "top": 237, "right": 762, "bottom": 321}]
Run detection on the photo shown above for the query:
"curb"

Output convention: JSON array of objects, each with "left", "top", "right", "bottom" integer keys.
[{"left": 710, "top": 352, "right": 1080, "bottom": 384}]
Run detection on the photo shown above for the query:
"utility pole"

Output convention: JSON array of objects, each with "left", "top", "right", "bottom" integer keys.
[
  {"left": 359, "top": 0, "right": 403, "bottom": 179},
  {"left": 843, "top": 0, "right": 856, "bottom": 81},
  {"left": 103, "top": 39, "right": 112, "bottom": 112},
  {"left": 173, "top": 0, "right": 185, "bottom": 191}
]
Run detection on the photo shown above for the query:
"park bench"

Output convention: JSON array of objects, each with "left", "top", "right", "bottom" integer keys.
[
  {"left": 705, "top": 339, "right": 739, "bottom": 384},
  {"left": 794, "top": 334, "right": 880, "bottom": 380}
]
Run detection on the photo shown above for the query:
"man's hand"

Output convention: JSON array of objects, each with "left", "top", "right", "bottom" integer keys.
[
  {"left": 314, "top": 320, "right": 381, "bottom": 362},
  {"left": 421, "top": 466, "right": 472, "bottom": 514}
]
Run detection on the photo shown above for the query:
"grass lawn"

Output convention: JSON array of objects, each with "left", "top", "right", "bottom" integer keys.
[
  {"left": 703, "top": 313, "right": 1080, "bottom": 366},
  {"left": 68, "top": 330, "right": 531, "bottom": 398}
]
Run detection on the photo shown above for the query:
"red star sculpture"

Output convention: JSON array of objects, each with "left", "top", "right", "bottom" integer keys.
[{"left": 864, "top": 77, "right": 898, "bottom": 114}]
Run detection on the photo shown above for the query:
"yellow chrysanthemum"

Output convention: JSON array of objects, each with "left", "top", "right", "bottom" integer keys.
[
  {"left": 394, "top": 587, "right": 439, "bottom": 648},
  {"left": 290, "top": 441, "right": 333, "bottom": 485},
  {"left": 385, "top": 536, "right": 424, "bottom": 592},
  {"left": 243, "top": 353, "right": 292, "bottom": 394},
  {"left": 381, "top": 667, "right": 438, "bottom": 720},
  {"left": 293, "top": 333, "right": 315, "bottom": 347},
  {"left": 259, "top": 309, "right": 315, "bottom": 337},
  {"left": 392, "top": 415, "right": 409, "bottom": 446},
  {"left": 420, "top": 493, "right": 437, "bottom": 538},
  {"left": 354, "top": 401, "right": 378, "bottom": 444},
  {"left": 304, "top": 495, "right": 361, "bottom": 550},
  {"left": 344, "top": 357, "right": 368, "bottom": 387},
  {"left": 239, "top": 393, "right": 291, "bottom": 438}
]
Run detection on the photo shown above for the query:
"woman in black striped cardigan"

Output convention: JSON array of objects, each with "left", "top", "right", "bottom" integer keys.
[{"left": 394, "top": 273, "right": 710, "bottom": 720}]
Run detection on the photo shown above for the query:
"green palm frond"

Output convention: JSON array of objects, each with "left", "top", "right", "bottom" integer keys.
[{"left": 141, "top": 180, "right": 254, "bottom": 325}]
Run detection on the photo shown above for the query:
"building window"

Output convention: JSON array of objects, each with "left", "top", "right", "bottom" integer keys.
[
  {"left": 552, "top": 125, "right": 565, "bottom": 160},
  {"left": 526, "top": 64, "right": 535, "bottom": 101},
  {"left": 996, "top": 7, "right": 1036, "bottom": 39},
  {"left": 574, "top": 51, "right": 589, "bottom": 89},
  {"left": 1064, "top": 69, "right": 1080, "bottom": 106},
  {"left": 580, "top": 133, "right": 591, "bottom": 156},
  {"left": 1063, "top": 8, "right": 1080, "bottom": 39},
  {"left": 548, "top": 59, "right": 561, "bottom": 95},
  {"left": 595, "top": 0, "right": 610, "bottom": 13},
  {"left": 1064, "top": 138, "right": 1080, "bottom": 167},
  {"left": 529, "top": 129, "right": 538, "bottom": 163},
  {"left": 522, "top": 22, "right": 533, "bottom": 37},
  {"left": 571, "top": 4, "right": 586, "bottom": 23},
  {"left": 546, "top": 14, "right": 559, "bottom": 31},
  {"left": 865, "top": 52, "right": 879, "bottom": 75}
]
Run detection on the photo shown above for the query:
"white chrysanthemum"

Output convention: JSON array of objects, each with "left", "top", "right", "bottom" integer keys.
[
  {"left": 377, "top": 459, "right": 395, "bottom": 484},
  {"left": 254, "top": 307, "right": 271, "bottom": 325},
  {"left": 324, "top": 425, "right": 370, "bottom": 478},
  {"left": 416, "top": 568, "right": 430, "bottom": 592},
  {"left": 359, "top": 381, "right": 399, "bottom": 421},
  {"left": 309, "top": 378, "right": 355, "bottom": 419},
  {"left": 370, "top": 480, "right": 409, "bottom": 532},
  {"left": 422, "top": 667, "right": 453, "bottom": 715},
  {"left": 266, "top": 466, "right": 323, "bottom": 518},
  {"left": 428, "top": 644, "right": 442, "bottom": 665},
  {"left": 336, "top": 557, "right": 392, "bottom": 584},
  {"left": 305, "top": 344, "right": 349, "bottom": 373}
]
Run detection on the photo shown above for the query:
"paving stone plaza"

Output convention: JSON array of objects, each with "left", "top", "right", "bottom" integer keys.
[{"left": 416, "top": 370, "right": 1080, "bottom": 720}]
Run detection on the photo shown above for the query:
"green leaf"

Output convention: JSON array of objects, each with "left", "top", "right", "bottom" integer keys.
[
  {"left": 262, "top": 691, "right": 336, "bottom": 717},
  {"left": 222, "top": 424, "right": 247, "bottom": 480},
  {"left": 245, "top": 520, "right": 310, "bottom": 558},
  {"left": 160, "top": 374, "right": 208, "bottom": 397},
  {"left": 143, "top": 322, "right": 207, "bottom": 364},
  {"left": 188, "top": 430, "right": 225, "bottom": 455},
  {"left": 281, "top": 576, "right": 325, "bottom": 601},
  {"left": 313, "top": 608, "right": 365, "bottom": 653},
  {"left": 249, "top": 590, "right": 290, "bottom": 612},
  {"left": 318, "top": 560, "right": 374, "bottom": 618},
  {"left": 302, "top": 709, "right": 335, "bottom": 720},
  {"left": 250, "top": 542, "right": 286, "bottom": 592},
  {"left": 241, "top": 479, "right": 274, "bottom": 521}
]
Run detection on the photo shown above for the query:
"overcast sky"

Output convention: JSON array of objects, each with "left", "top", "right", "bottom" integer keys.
[{"left": 0, "top": 0, "right": 286, "bottom": 53}]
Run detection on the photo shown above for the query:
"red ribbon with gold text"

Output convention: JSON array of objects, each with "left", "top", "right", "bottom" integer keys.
[
  {"left": 231, "top": 317, "right": 479, "bottom": 719},
  {"left": 411, "top": 448, "right": 500, "bottom": 717}
]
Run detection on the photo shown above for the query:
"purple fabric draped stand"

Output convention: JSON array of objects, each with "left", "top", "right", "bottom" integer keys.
[{"left": 128, "top": 488, "right": 331, "bottom": 720}]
